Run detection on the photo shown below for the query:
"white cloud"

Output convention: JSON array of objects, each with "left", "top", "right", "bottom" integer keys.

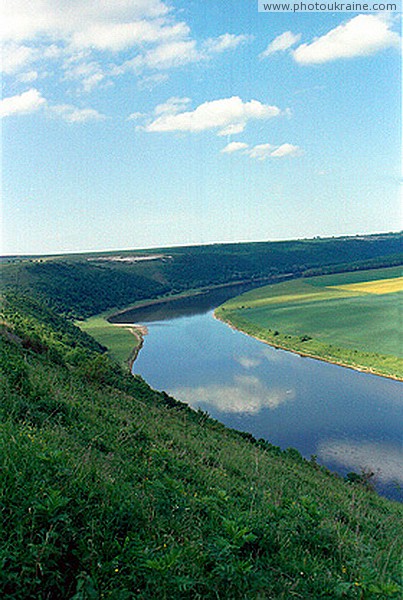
[
  {"left": 116, "top": 32, "right": 246, "bottom": 73},
  {"left": 63, "top": 57, "right": 106, "bottom": 92},
  {"left": 270, "top": 143, "right": 302, "bottom": 158},
  {"left": 247, "top": 143, "right": 274, "bottom": 160},
  {"left": 241, "top": 142, "right": 302, "bottom": 160},
  {"left": 293, "top": 14, "right": 400, "bottom": 65},
  {"left": 145, "top": 96, "right": 281, "bottom": 135},
  {"left": 136, "top": 40, "right": 200, "bottom": 70},
  {"left": 0, "top": 88, "right": 106, "bottom": 122},
  {"left": 71, "top": 19, "right": 190, "bottom": 52},
  {"left": 0, "top": 88, "right": 46, "bottom": 118},
  {"left": 154, "top": 97, "right": 192, "bottom": 115},
  {"left": 260, "top": 31, "right": 301, "bottom": 58},
  {"left": 221, "top": 141, "right": 249, "bottom": 154},
  {"left": 2, "top": 0, "right": 250, "bottom": 93},
  {"left": 17, "top": 70, "right": 39, "bottom": 83},
  {"left": 0, "top": 0, "right": 170, "bottom": 43},
  {"left": 51, "top": 104, "right": 106, "bottom": 123},
  {"left": 204, "top": 33, "right": 250, "bottom": 54},
  {"left": 127, "top": 111, "right": 146, "bottom": 121},
  {"left": 1, "top": 43, "right": 36, "bottom": 74}
]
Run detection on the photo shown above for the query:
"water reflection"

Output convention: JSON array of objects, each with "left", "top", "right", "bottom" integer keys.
[
  {"left": 171, "top": 376, "right": 295, "bottom": 415},
  {"left": 128, "top": 303, "right": 402, "bottom": 501},
  {"left": 318, "top": 440, "right": 403, "bottom": 485}
]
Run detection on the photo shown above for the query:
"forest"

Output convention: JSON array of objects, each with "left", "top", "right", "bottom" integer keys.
[{"left": 2, "top": 233, "right": 402, "bottom": 319}]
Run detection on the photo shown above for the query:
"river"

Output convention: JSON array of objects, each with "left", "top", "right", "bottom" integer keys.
[{"left": 112, "top": 285, "right": 403, "bottom": 501}]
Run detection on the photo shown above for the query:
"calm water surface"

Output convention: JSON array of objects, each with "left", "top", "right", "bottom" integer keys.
[{"left": 119, "top": 287, "right": 403, "bottom": 501}]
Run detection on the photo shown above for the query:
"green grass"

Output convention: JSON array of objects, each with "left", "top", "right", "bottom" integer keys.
[
  {"left": 1, "top": 291, "right": 403, "bottom": 599},
  {"left": 216, "top": 267, "right": 403, "bottom": 379},
  {"left": 78, "top": 315, "right": 140, "bottom": 366}
]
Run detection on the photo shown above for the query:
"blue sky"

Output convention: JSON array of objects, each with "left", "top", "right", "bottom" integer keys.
[{"left": 1, "top": 1, "right": 401, "bottom": 255}]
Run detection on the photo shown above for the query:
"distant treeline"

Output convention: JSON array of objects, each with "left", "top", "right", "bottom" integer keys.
[{"left": 1, "top": 233, "right": 401, "bottom": 318}]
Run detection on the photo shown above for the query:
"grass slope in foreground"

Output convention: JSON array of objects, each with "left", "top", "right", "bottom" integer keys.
[
  {"left": 1, "top": 292, "right": 403, "bottom": 599},
  {"left": 215, "top": 267, "right": 403, "bottom": 380}
]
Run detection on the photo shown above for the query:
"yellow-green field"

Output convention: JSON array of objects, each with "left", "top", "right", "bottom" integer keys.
[
  {"left": 216, "top": 267, "right": 403, "bottom": 379},
  {"left": 331, "top": 276, "right": 403, "bottom": 295}
]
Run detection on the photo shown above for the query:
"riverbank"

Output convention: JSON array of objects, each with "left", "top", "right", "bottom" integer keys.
[
  {"left": 96, "top": 279, "right": 283, "bottom": 367},
  {"left": 77, "top": 315, "right": 146, "bottom": 367},
  {"left": 107, "top": 275, "right": 292, "bottom": 323},
  {"left": 3, "top": 289, "right": 403, "bottom": 597},
  {"left": 214, "top": 309, "right": 403, "bottom": 382}
]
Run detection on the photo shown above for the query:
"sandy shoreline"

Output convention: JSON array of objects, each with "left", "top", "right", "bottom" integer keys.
[{"left": 110, "top": 322, "right": 148, "bottom": 368}]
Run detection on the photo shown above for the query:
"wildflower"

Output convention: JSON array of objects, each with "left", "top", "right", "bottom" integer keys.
[
  {"left": 342, "top": 566, "right": 347, "bottom": 573},
  {"left": 115, "top": 568, "right": 119, "bottom": 573}
]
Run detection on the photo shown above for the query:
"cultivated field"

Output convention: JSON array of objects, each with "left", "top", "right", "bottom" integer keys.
[
  {"left": 216, "top": 267, "right": 403, "bottom": 378},
  {"left": 78, "top": 315, "right": 142, "bottom": 366}
]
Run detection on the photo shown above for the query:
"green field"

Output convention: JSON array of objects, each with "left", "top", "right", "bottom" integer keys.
[
  {"left": 216, "top": 267, "right": 403, "bottom": 379},
  {"left": 78, "top": 315, "right": 141, "bottom": 366}
]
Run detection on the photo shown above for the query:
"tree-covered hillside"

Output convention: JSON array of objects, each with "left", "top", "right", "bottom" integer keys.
[
  {"left": 1, "top": 233, "right": 402, "bottom": 318},
  {"left": 1, "top": 292, "right": 402, "bottom": 599}
]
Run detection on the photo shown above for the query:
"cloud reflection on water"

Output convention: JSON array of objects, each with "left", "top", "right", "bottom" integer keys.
[
  {"left": 234, "top": 354, "right": 262, "bottom": 369},
  {"left": 318, "top": 440, "right": 403, "bottom": 484},
  {"left": 170, "top": 374, "right": 295, "bottom": 415}
]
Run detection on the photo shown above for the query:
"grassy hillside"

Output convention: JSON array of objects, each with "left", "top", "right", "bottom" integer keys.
[
  {"left": 215, "top": 267, "right": 403, "bottom": 380},
  {"left": 1, "top": 233, "right": 402, "bottom": 319},
  {"left": 1, "top": 292, "right": 402, "bottom": 599}
]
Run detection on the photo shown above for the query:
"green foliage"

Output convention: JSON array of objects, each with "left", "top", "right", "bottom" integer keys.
[
  {"left": 0, "top": 293, "right": 402, "bottom": 598},
  {"left": 1, "top": 233, "right": 402, "bottom": 319}
]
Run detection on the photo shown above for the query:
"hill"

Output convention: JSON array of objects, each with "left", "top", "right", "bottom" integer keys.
[
  {"left": 1, "top": 291, "right": 402, "bottom": 599},
  {"left": 1, "top": 233, "right": 402, "bottom": 319}
]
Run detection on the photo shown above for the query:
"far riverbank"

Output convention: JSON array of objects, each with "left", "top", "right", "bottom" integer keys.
[{"left": 214, "top": 309, "right": 403, "bottom": 382}]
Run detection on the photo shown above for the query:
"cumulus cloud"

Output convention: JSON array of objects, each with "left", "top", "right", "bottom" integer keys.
[
  {"left": 1, "top": 43, "right": 37, "bottom": 74},
  {"left": 17, "top": 70, "right": 39, "bottom": 83},
  {"left": 260, "top": 31, "right": 301, "bottom": 58},
  {"left": 154, "top": 97, "right": 192, "bottom": 115},
  {"left": 0, "top": 0, "right": 170, "bottom": 43},
  {"left": 247, "top": 143, "right": 274, "bottom": 160},
  {"left": 204, "top": 33, "right": 250, "bottom": 54},
  {"left": 51, "top": 104, "right": 106, "bottom": 123},
  {"left": 0, "top": 88, "right": 106, "bottom": 122},
  {"left": 71, "top": 20, "right": 190, "bottom": 52},
  {"left": 270, "top": 143, "right": 302, "bottom": 158},
  {"left": 0, "top": 88, "right": 46, "bottom": 118},
  {"left": 145, "top": 96, "right": 281, "bottom": 135},
  {"left": 293, "top": 14, "right": 400, "bottom": 65},
  {"left": 220, "top": 140, "right": 302, "bottom": 159},
  {"left": 2, "top": 1, "right": 250, "bottom": 92},
  {"left": 62, "top": 56, "right": 107, "bottom": 92},
  {"left": 221, "top": 141, "right": 249, "bottom": 154},
  {"left": 127, "top": 111, "right": 147, "bottom": 121}
]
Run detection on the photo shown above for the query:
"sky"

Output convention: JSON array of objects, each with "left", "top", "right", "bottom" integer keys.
[{"left": 1, "top": 1, "right": 401, "bottom": 255}]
